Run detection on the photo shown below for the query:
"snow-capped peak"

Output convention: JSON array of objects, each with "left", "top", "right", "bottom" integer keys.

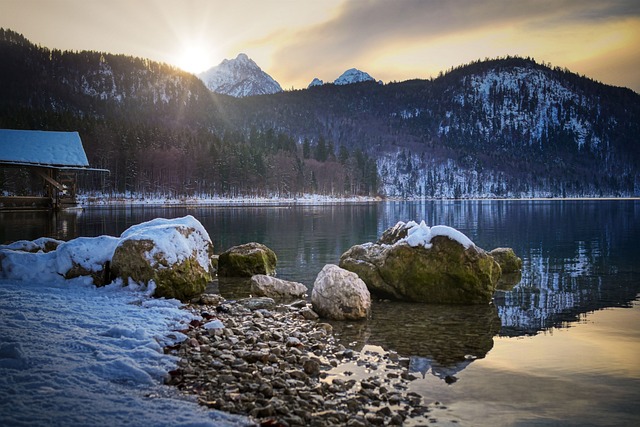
[
  {"left": 334, "top": 68, "right": 375, "bottom": 85},
  {"left": 308, "top": 77, "right": 324, "bottom": 88},
  {"left": 198, "top": 53, "right": 283, "bottom": 98}
]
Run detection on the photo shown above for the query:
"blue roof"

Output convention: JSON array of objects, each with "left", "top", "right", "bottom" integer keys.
[{"left": 0, "top": 129, "right": 89, "bottom": 168}]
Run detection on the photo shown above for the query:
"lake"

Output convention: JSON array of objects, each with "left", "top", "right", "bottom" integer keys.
[{"left": 1, "top": 199, "right": 639, "bottom": 426}]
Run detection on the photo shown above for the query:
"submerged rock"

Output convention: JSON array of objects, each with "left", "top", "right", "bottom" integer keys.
[
  {"left": 339, "top": 221, "right": 501, "bottom": 304},
  {"left": 311, "top": 264, "right": 371, "bottom": 320},
  {"left": 110, "top": 216, "right": 214, "bottom": 301},
  {"left": 250, "top": 274, "right": 307, "bottom": 301},
  {"left": 218, "top": 242, "right": 277, "bottom": 277}
]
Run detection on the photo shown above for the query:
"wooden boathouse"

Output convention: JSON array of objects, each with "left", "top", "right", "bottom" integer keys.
[{"left": 0, "top": 129, "right": 107, "bottom": 210}]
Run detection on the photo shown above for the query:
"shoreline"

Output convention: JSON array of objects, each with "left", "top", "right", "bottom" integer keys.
[
  {"left": 75, "top": 194, "right": 640, "bottom": 209},
  {"left": 166, "top": 295, "right": 439, "bottom": 426}
]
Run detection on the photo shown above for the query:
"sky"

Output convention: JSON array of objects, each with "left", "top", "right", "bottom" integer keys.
[{"left": 1, "top": 0, "right": 639, "bottom": 92}]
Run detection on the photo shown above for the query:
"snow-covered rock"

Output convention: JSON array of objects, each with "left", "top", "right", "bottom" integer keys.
[
  {"left": 334, "top": 68, "right": 375, "bottom": 85},
  {"left": 250, "top": 274, "right": 307, "bottom": 301},
  {"left": 198, "top": 53, "right": 282, "bottom": 97},
  {"left": 308, "top": 77, "right": 323, "bottom": 88},
  {"left": 339, "top": 221, "right": 501, "bottom": 304},
  {"left": 0, "top": 235, "right": 118, "bottom": 285},
  {"left": 110, "top": 216, "right": 214, "bottom": 301},
  {"left": 311, "top": 264, "right": 371, "bottom": 320}
]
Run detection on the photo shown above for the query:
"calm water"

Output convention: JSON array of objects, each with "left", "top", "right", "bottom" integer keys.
[{"left": 2, "top": 200, "right": 639, "bottom": 426}]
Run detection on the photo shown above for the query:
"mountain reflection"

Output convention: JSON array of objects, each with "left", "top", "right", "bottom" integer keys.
[
  {"left": 330, "top": 302, "right": 501, "bottom": 382},
  {"left": 495, "top": 223, "right": 639, "bottom": 336}
]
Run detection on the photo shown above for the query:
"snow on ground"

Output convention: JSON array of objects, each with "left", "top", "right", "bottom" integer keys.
[
  {"left": 0, "top": 279, "right": 251, "bottom": 426},
  {"left": 0, "top": 216, "right": 252, "bottom": 425}
]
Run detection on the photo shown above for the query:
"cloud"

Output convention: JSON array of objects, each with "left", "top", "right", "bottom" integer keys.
[{"left": 264, "top": 0, "right": 640, "bottom": 88}]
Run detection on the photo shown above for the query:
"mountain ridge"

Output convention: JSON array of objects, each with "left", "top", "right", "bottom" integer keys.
[{"left": 1, "top": 29, "right": 638, "bottom": 198}]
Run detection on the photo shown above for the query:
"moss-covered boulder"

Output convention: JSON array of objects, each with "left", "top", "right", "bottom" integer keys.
[
  {"left": 218, "top": 243, "right": 277, "bottom": 277},
  {"left": 110, "top": 216, "right": 214, "bottom": 301},
  {"left": 489, "top": 247, "right": 523, "bottom": 273},
  {"left": 339, "top": 221, "right": 502, "bottom": 304}
]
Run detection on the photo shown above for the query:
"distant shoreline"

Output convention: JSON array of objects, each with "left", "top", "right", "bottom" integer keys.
[{"left": 76, "top": 194, "right": 639, "bottom": 208}]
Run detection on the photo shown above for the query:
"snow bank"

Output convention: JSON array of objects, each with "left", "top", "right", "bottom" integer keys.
[
  {"left": 0, "top": 279, "right": 250, "bottom": 426},
  {"left": 401, "top": 220, "right": 475, "bottom": 249}
]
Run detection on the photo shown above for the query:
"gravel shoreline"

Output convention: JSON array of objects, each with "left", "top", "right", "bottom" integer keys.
[{"left": 165, "top": 295, "right": 439, "bottom": 426}]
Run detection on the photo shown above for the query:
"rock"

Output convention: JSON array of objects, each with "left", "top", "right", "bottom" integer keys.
[
  {"left": 217, "top": 242, "right": 277, "bottom": 277},
  {"left": 311, "top": 264, "right": 371, "bottom": 320},
  {"left": 110, "top": 216, "right": 214, "bottom": 301},
  {"left": 238, "top": 297, "right": 276, "bottom": 310},
  {"left": 496, "top": 270, "right": 522, "bottom": 291},
  {"left": 199, "top": 293, "right": 225, "bottom": 306},
  {"left": 489, "top": 247, "right": 523, "bottom": 273},
  {"left": 300, "top": 307, "right": 320, "bottom": 320},
  {"left": 250, "top": 274, "right": 307, "bottom": 301},
  {"left": 339, "top": 221, "right": 501, "bottom": 304}
]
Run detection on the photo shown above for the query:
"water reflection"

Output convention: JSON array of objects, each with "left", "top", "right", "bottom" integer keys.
[
  {"left": 381, "top": 200, "right": 640, "bottom": 336},
  {"left": 330, "top": 302, "right": 501, "bottom": 383},
  {"left": 0, "top": 209, "right": 83, "bottom": 243}
]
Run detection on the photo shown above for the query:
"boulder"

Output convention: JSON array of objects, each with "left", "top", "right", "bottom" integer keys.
[
  {"left": 311, "top": 264, "right": 371, "bottom": 320},
  {"left": 110, "top": 216, "right": 214, "bottom": 301},
  {"left": 339, "top": 221, "right": 501, "bottom": 304},
  {"left": 218, "top": 242, "right": 277, "bottom": 277},
  {"left": 489, "top": 247, "right": 522, "bottom": 273},
  {"left": 250, "top": 275, "right": 307, "bottom": 301}
]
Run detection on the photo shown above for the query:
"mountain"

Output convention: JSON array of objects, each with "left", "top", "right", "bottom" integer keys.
[
  {"left": 217, "top": 57, "right": 640, "bottom": 198},
  {"left": 198, "top": 53, "right": 282, "bottom": 97},
  {"left": 1, "top": 29, "right": 639, "bottom": 199},
  {"left": 308, "top": 78, "right": 323, "bottom": 88},
  {"left": 334, "top": 68, "right": 375, "bottom": 85}
]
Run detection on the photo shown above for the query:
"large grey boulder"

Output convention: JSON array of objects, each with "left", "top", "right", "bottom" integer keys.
[
  {"left": 311, "top": 264, "right": 371, "bottom": 320},
  {"left": 339, "top": 221, "right": 502, "bottom": 304},
  {"left": 250, "top": 275, "right": 307, "bottom": 301},
  {"left": 110, "top": 216, "right": 214, "bottom": 301},
  {"left": 218, "top": 242, "right": 277, "bottom": 277}
]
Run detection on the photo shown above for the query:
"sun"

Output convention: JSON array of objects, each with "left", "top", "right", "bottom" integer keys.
[{"left": 176, "top": 45, "right": 215, "bottom": 74}]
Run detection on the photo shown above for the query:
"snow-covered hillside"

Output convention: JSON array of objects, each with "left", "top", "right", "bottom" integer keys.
[
  {"left": 198, "top": 53, "right": 282, "bottom": 97},
  {"left": 438, "top": 66, "right": 608, "bottom": 150}
]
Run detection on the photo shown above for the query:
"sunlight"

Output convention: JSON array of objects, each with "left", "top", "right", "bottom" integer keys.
[{"left": 176, "top": 45, "right": 215, "bottom": 74}]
